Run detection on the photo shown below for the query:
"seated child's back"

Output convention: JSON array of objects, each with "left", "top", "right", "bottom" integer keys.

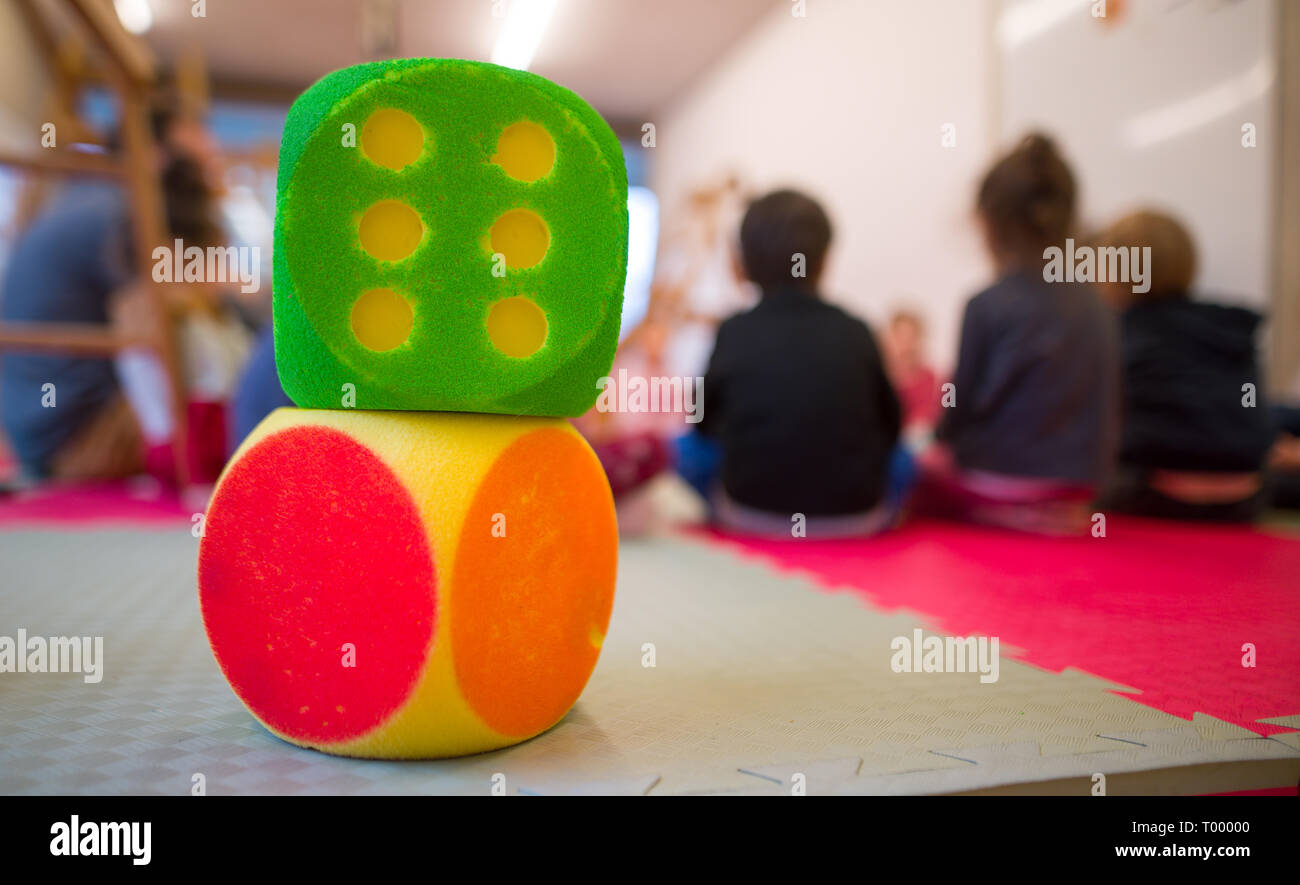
[
  {"left": 699, "top": 190, "right": 900, "bottom": 518},
  {"left": 1097, "top": 210, "right": 1274, "bottom": 519},
  {"left": 940, "top": 270, "right": 1117, "bottom": 484},
  {"left": 937, "top": 134, "right": 1118, "bottom": 490},
  {"left": 1121, "top": 300, "right": 1271, "bottom": 471}
]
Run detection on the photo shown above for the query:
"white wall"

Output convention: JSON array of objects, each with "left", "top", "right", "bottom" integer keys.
[
  {"left": 998, "top": 0, "right": 1278, "bottom": 309},
  {"left": 651, "top": 0, "right": 995, "bottom": 371}
]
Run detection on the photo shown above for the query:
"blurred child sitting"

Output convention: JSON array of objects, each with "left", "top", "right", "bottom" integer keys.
[
  {"left": 1094, "top": 210, "right": 1275, "bottom": 521},
  {"left": 922, "top": 134, "right": 1119, "bottom": 534},
  {"left": 882, "top": 308, "right": 941, "bottom": 448},
  {"left": 572, "top": 312, "right": 677, "bottom": 536},
  {"left": 695, "top": 189, "right": 902, "bottom": 538}
]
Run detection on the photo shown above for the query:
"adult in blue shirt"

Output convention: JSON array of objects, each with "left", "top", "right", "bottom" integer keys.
[{"left": 1, "top": 98, "right": 222, "bottom": 481}]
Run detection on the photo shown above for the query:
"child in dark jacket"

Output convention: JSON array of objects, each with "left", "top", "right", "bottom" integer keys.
[
  {"left": 923, "top": 134, "right": 1120, "bottom": 534},
  {"left": 696, "top": 189, "right": 902, "bottom": 538},
  {"left": 1095, "top": 210, "right": 1275, "bottom": 520}
]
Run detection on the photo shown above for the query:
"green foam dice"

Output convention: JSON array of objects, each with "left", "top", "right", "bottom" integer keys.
[{"left": 272, "top": 58, "right": 628, "bottom": 415}]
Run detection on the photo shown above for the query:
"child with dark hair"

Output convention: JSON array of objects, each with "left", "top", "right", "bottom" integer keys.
[
  {"left": 1095, "top": 210, "right": 1275, "bottom": 521},
  {"left": 695, "top": 189, "right": 903, "bottom": 538},
  {"left": 922, "top": 134, "right": 1120, "bottom": 534}
]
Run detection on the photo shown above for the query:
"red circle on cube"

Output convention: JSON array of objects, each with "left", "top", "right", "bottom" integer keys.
[{"left": 198, "top": 425, "right": 436, "bottom": 745}]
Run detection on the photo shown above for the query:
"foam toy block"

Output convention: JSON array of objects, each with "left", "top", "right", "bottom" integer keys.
[
  {"left": 272, "top": 58, "right": 629, "bottom": 416},
  {"left": 197, "top": 407, "right": 618, "bottom": 758}
]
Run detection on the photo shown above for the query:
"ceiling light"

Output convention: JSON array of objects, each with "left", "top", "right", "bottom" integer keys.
[
  {"left": 1122, "top": 59, "right": 1274, "bottom": 149},
  {"left": 491, "top": 0, "right": 559, "bottom": 72},
  {"left": 998, "top": 0, "right": 1080, "bottom": 50},
  {"left": 114, "top": 0, "right": 153, "bottom": 35}
]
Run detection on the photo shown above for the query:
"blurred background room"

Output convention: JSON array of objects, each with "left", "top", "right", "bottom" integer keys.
[{"left": 0, "top": 0, "right": 1296, "bottom": 522}]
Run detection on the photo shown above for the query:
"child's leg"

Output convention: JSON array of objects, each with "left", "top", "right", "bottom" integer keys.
[
  {"left": 231, "top": 324, "right": 293, "bottom": 452},
  {"left": 590, "top": 432, "right": 671, "bottom": 498},
  {"left": 909, "top": 450, "right": 975, "bottom": 521},
  {"left": 673, "top": 430, "right": 723, "bottom": 504},
  {"left": 713, "top": 492, "right": 893, "bottom": 539},
  {"left": 885, "top": 444, "right": 917, "bottom": 516},
  {"left": 114, "top": 348, "right": 176, "bottom": 447},
  {"left": 47, "top": 394, "right": 144, "bottom": 482},
  {"left": 1103, "top": 468, "right": 1266, "bottom": 522},
  {"left": 914, "top": 458, "right": 1094, "bottom": 535}
]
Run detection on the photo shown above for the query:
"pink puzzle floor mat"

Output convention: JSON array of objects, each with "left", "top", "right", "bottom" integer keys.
[{"left": 700, "top": 517, "right": 1300, "bottom": 738}]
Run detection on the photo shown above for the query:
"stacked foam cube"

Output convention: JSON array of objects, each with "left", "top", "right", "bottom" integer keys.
[{"left": 197, "top": 60, "right": 627, "bottom": 758}]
